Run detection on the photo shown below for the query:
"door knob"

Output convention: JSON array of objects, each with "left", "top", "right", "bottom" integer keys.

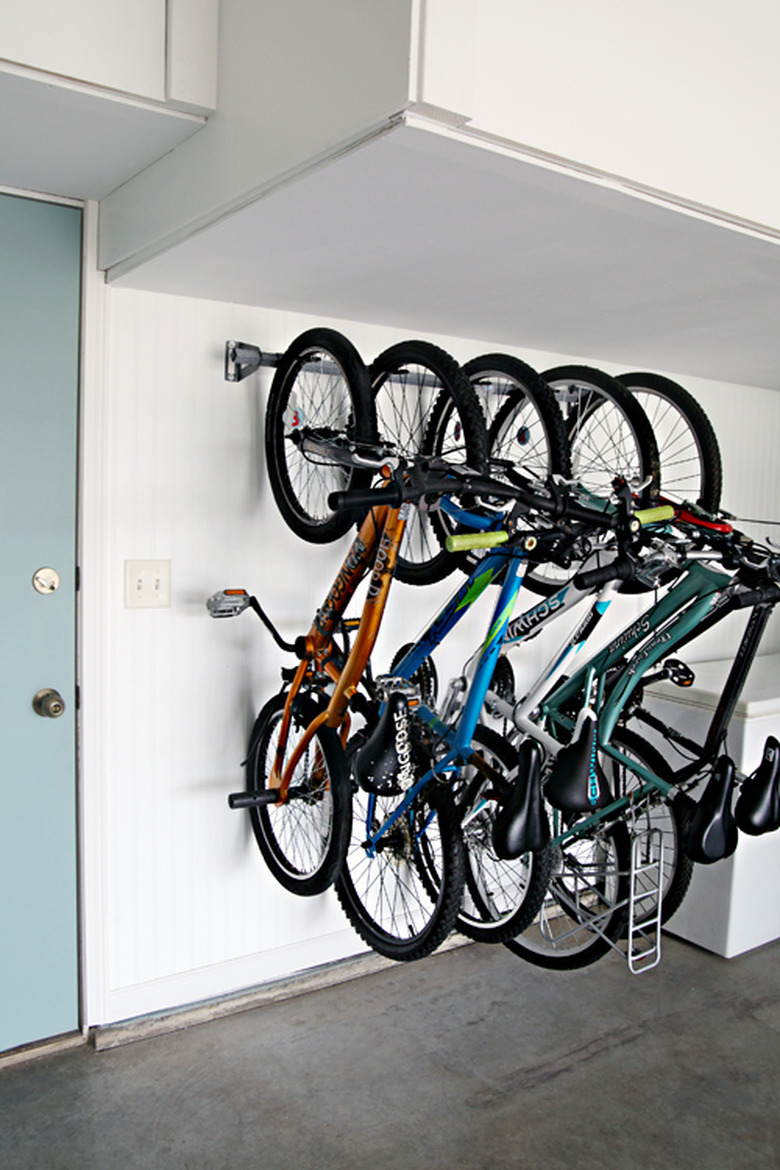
[{"left": 33, "top": 688, "right": 66, "bottom": 718}]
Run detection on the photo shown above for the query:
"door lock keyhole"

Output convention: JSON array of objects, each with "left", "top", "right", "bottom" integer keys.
[{"left": 33, "top": 689, "right": 66, "bottom": 718}]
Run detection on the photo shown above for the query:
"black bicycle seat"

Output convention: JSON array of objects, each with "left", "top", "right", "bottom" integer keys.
[
  {"left": 492, "top": 738, "right": 550, "bottom": 860},
  {"left": 735, "top": 735, "right": 780, "bottom": 836},
  {"left": 544, "top": 715, "right": 614, "bottom": 813},
  {"left": 681, "top": 756, "right": 738, "bottom": 864}
]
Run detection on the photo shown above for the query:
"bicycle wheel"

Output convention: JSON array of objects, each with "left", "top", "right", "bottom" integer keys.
[
  {"left": 504, "top": 816, "right": 631, "bottom": 970},
  {"left": 603, "top": 727, "right": 694, "bottom": 926},
  {"left": 335, "top": 786, "right": 466, "bottom": 961},
  {"left": 617, "top": 371, "right": 722, "bottom": 513},
  {"left": 466, "top": 354, "right": 571, "bottom": 484},
  {"left": 370, "top": 340, "right": 488, "bottom": 586},
  {"left": 265, "top": 328, "right": 377, "bottom": 543},
  {"left": 543, "top": 365, "right": 660, "bottom": 505},
  {"left": 456, "top": 725, "right": 553, "bottom": 944},
  {"left": 245, "top": 691, "right": 351, "bottom": 896}
]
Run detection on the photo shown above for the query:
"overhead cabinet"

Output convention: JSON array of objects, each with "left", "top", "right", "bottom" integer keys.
[
  {"left": 99, "top": 1, "right": 780, "bottom": 390},
  {"left": 0, "top": 0, "right": 218, "bottom": 198}
]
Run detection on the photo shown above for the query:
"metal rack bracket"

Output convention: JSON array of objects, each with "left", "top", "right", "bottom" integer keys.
[{"left": 224, "top": 341, "right": 281, "bottom": 383}]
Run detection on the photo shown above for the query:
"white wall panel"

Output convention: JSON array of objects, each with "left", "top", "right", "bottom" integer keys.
[{"left": 81, "top": 282, "right": 780, "bottom": 1025}]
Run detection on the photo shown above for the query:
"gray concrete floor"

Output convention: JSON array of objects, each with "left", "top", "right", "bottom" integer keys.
[{"left": 1, "top": 935, "right": 778, "bottom": 1170}]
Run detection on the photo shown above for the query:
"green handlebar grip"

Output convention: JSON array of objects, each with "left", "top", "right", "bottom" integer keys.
[
  {"left": 445, "top": 531, "right": 509, "bottom": 552},
  {"left": 634, "top": 505, "right": 676, "bottom": 526}
]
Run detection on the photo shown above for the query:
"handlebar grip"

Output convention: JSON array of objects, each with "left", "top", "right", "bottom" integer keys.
[
  {"left": 733, "top": 582, "right": 780, "bottom": 608},
  {"left": 445, "top": 531, "right": 509, "bottom": 553},
  {"left": 572, "top": 558, "right": 635, "bottom": 591},
  {"left": 634, "top": 504, "right": 676, "bottom": 527},
  {"left": 327, "top": 484, "right": 403, "bottom": 512}
]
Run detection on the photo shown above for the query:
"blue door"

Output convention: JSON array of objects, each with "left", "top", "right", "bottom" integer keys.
[{"left": 0, "top": 194, "right": 81, "bottom": 1051}]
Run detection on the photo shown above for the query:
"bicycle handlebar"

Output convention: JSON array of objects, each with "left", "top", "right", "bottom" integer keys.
[
  {"left": 328, "top": 483, "right": 403, "bottom": 512},
  {"left": 445, "top": 531, "right": 509, "bottom": 552},
  {"left": 732, "top": 581, "right": 780, "bottom": 608},
  {"left": 328, "top": 468, "right": 680, "bottom": 546},
  {"left": 572, "top": 557, "right": 636, "bottom": 591},
  {"left": 634, "top": 505, "right": 676, "bottom": 527},
  {"left": 328, "top": 468, "right": 622, "bottom": 532}
]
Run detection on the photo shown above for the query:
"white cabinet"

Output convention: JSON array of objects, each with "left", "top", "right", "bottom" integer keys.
[
  {"left": 648, "top": 655, "right": 780, "bottom": 957},
  {"left": 0, "top": 0, "right": 167, "bottom": 99},
  {"left": 0, "top": 0, "right": 218, "bottom": 199},
  {"left": 96, "top": 1, "right": 780, "bottom": 393}
]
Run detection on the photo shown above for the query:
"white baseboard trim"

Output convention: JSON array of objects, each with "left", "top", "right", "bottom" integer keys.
[{"left": 90, "top": 935, "right": 471, "bottom": 1051}]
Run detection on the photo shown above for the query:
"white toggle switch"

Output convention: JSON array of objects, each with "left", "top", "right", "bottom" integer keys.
[{"left": 125, "top": 560, "right": 171, "bottom": 609}]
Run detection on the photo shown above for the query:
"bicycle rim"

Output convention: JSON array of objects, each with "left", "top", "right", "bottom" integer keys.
[
  {"left": 336, "top": 786, "right": 465, "bottom": 961},
  {"left": 247, "top": 692, "right": 351, "bottom": 896},
  {"left": 544, "top": 365, "right": 659, "bottom": 504},
  {"left": 504, "top": 818, "right": 630, "bottom": 970},
  {"left": 618, "top": 371, "right": 722, "bottom": 513},
  {"left": 456, "top": 726, "right": 553, "bottom": 944},
  {"left": 370, "top": 340, "right": 487, "bottom": 585},
  {"left": 265, "top": 328, "right": 377, "bottom": 543}
]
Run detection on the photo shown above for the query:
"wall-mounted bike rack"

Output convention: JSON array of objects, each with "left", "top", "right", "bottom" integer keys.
[
  {"left": 224, "top": 341, "right": 281, "bottom": 383},
  {"left": 224, "top": 338, "right": 475, "bottom": 390}
]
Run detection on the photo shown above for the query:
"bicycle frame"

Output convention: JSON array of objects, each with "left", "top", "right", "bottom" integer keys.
[{"left": 269, "top": 499, "right": 408, "bottom": 797}]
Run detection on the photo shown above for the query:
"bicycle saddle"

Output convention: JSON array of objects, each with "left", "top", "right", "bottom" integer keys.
[
  {"left": 492, "top": 738, "right": 550, "bottom": 860},
  {"left": 354, "top": 691, "right": 417, "bottom": 796},
  {"left": 735, "top": 735, "right": 780, "bottom": 836},
  {"left": 544, "top": 714, "right": 614, "bottom": 813},
  {"left": 681, "top": 756, "right": 738, "bottom": 864}
]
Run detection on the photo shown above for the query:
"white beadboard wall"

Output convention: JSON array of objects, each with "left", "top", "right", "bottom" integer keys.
[{"left": 80, "top": 282, "right": 780, "bottom": 1027}]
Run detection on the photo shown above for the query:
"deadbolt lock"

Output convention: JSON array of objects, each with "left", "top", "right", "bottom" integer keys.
[
  {"left": 33, "top": 567, "right": 61, "bottom": 594},
  {"left": 33, "top": 688, "right": 66, "bottom": 718}
]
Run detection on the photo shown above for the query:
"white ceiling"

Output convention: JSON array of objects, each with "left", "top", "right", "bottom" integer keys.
[{"left": 108, "top": 117, "right": 780, "bottom": 391}]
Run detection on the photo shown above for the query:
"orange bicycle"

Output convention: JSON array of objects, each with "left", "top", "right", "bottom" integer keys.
[{"left": 209, "top": 453, "right": 487, "bottom": 900}]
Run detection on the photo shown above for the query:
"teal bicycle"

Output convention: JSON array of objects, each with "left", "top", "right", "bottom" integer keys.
[{"left": 463, "top": 508, "right": 780, "bottom": 970}]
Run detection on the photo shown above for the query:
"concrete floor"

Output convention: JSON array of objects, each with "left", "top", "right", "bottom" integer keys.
[{"left": 1, "top": 935, "right": 778, "bottom": 1170}]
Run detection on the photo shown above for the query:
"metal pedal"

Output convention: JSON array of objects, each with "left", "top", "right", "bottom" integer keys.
[{"left": 207, "top": 589, "right": 252, "bottom": 618}]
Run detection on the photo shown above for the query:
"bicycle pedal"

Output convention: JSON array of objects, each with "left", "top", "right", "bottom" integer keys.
[
  {"left": 666, "top": 658, "right": 695, "bottom": 688},
  {"left": 207, "top": 589, "right": 252, "bottom": 618},
  {"left": 228, "top": 789, "right": 281, "bottom": 809}
]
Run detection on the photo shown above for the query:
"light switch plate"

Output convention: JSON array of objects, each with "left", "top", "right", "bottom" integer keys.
[{"left": 125, "top": 560, "right": 171, "bottom": 609}]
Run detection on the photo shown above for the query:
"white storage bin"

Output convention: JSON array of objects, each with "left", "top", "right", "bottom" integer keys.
[{"left": 646, "top": 654, "right": 780, "bottom": 958}]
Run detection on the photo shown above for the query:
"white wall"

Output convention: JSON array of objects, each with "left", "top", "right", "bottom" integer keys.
[
  {"left": 421, "top": 0, "right": 780, "bottom": 231},
  {"left": 79, "top": 269, "right": 780, "bottom": 1026}
]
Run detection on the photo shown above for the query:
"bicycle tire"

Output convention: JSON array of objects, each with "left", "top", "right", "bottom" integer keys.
[
  {"left": 466, "top": 354, "right": 571, "bottom": 484},
  {"left": 245, "top": 691, "right": 351, "bottom": 896},
  {"left": 543, "top": 365, "right": 660, "bottom": 505},
  {"left": 617, "top": 371, "right": 722, "bottom": 513},
  {"left": 525, "top": 365, "right": 660, "bottom": 596},
  {"left": 265, "top": 328, "right": 378, "bottom": 543},
  {"left": 335, "top": 786, "right": 466, "bottom": 961},
  {"left": 370, "top": 340, "right": 488, "bottom": 586},
  {"left": 504, "top": 816, "right": 631, "bottom": 970},
  {"left": 604, "top": 727, "right": 695, "bottom": 926},
  {"left": 456, "top": 725, "right": 553, "bottom": 944}
]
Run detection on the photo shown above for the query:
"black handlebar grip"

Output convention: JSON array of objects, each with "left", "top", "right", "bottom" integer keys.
[
  {"left": 327, "top": 484, "right": 403, "bottom": 513},
  {"left": 733, "top": 583, "right": 780, "bottom": 608},
  {"left": 572, "top": 558, "right": 635, "bottom": 591}
]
